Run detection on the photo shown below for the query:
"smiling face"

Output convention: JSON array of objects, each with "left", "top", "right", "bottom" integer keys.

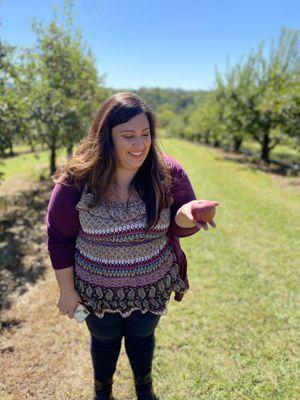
[{"left": 111, "top": 112, "right": 152, "bottom": 173}]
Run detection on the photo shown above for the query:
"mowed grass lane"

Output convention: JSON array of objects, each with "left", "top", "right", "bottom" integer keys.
[{"left": 155, "top": 138, "right": 300, "bottom": 400}]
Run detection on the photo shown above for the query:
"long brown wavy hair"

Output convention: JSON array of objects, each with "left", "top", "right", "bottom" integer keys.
[{"left": 54, "top": 92, "right": 174, "bottom": 230}]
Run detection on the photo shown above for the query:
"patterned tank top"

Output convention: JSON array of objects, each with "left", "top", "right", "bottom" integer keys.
[{"left": 74, "top": 186, "right": 187, "bottom": 318}]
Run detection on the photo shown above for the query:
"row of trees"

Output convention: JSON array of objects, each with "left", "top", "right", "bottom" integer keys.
[
  {"left": 1, "top": 3, "right": 111, "bottom": 174},
  {"left": 165, "top": 28, "right": 300, "bottom": 163},
  {"left": 1, "top": 2, "right": 299, "bottom": 177}
]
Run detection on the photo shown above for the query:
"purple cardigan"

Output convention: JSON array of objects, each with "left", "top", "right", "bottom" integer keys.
[{"left": 46, "top": 153, "right": 200, "bottom": 302}]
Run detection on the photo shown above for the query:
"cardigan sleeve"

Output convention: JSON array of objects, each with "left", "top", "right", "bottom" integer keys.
[
  {"left": 45, "top": 183, "right": 81, "bottom": 270},
  {"left": 164, "top": 154, "right": 200, "bottom": 238}
]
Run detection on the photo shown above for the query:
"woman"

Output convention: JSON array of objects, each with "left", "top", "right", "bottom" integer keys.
[{"left": 46, "top": 92, "right": 219, "bottom": 400}]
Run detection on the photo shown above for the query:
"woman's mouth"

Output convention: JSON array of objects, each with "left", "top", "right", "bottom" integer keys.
[{"left": 129, "top": 151, "right": 143, "bottom": 158}]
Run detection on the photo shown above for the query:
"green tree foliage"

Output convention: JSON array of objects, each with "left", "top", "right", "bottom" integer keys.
[
  {"left": 156, "top": 106, "right": 176, "bottom": 130},
  {"left": 281, "top": 92, "right": 300, "bottom": 148},
  {"left": 263, "top": 66, "right": 300, "bottom": 149},
  {"left": 214, "top": 28, "right": 300, "bottom": 162},
  {"left": 165, "top": 113, "right": 186, "bottom": 139},
  {"left": 135, "top": 88, "right": 209, "bottom": 137},
  {"left": 249, "top": 29, "right": 300, "bottom": 161},
  {"left": 26, "top": 4, "right": 104, "bottom": 175},
  {"left": 134, "top": 87, "right": 199, "bottom": 113},
  {"left": 190, "top": 94, "right": 225, "bottom": 146},
  {"left": 0, "top": 38, "right": 24, "bottom": 157},
  {"left": 214, "top": 54, "right": 258, "bottom": 152}
]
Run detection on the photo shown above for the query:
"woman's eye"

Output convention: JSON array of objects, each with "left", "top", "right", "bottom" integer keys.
[{"left": 124, "top": 133, "right": 150, "bottom": 139}]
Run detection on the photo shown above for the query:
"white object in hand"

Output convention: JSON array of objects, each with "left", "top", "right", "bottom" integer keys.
[{"left": 73, "top": 303, "right": 90, "bottom": 323}]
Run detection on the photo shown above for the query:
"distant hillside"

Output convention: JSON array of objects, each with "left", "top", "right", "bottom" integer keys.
[{"left": 106, "top": 86, "right": 211, "bottom": 113}]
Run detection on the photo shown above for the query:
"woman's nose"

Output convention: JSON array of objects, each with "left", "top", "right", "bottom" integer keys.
[{"left": 132, "top": 137, "right": 146, "bottom": 150}]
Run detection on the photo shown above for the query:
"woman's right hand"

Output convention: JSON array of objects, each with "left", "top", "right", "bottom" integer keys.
[{"left": 57, "top": 289, "right": 81, "bottom": 319}]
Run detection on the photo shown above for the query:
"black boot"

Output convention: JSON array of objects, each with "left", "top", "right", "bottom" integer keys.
[
  {"left": 94, "top": 376, "right": 115, "bottom": 400},
  {"left": 133, "top": 371, "right": 159, "bottom": 400}
]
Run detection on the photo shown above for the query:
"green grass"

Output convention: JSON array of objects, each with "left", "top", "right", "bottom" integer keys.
[
  {"left": 2, "top": 139, "right": 300, "bottom": 399},
  {"left": 155, "top": 138, "right": 300, "bottom": 399},
  {"left": 0, "top": 147, "right": 65, "bottom": 181}
]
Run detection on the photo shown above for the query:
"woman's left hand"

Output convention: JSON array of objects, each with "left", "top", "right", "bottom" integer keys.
[{"left": 175, "top": 199, "right": 219, "bottom": 231}]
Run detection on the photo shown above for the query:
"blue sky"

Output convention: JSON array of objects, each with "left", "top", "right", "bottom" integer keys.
[{"left": 1, "top": 0, "right": 299, "bottom": 90}]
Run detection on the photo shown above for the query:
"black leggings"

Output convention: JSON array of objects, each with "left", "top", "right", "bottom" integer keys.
[{"left": 85, "top": 310, "right": 161, "bottom": 381}]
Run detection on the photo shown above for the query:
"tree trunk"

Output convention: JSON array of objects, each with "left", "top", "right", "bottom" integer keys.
[
  {"left": 28, "top": 138, "right": 35, "bottom": 152},
  {"left": 233, "top": 136, "right": 243, "bottom": 153},
  {"left": 213, "top": 139, "right": 220, "bottom": 147},
  {"left": 66, "top": 143, "right": 73, "bottom": 160},
  {"left": 30, "top": 143, "right": 35, "bottom": 152},
  {"left": 261, "top": 132, "right": 270, "bottom": 163},
  {"left": 204, "top": 130, "right": 210, "bottom": 144},
  {"left": 9, "top": 141, "right": 14, "bottom": 156},
  {"left": 50, "top": 146, "right": 56, "bottom": 175},
  {"left": 50, "top": 135, "right": 57, "bottom": 176}
]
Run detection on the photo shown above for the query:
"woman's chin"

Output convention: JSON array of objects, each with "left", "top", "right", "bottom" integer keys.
[{"left": 127, "top": 157, "right": 145, "bottom": 167}]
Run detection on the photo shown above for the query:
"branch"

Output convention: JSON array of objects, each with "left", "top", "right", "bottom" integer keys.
[
  {"left": 251, "top": 131, "right": 262, "bottom": 145},
  {"left": 269, "top": 137, "right": 282, "bottom": 151}
]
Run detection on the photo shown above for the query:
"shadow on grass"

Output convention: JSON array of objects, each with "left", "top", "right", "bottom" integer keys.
[
  {"left": 0, "top": 181, "right": 52, "bottom": 333},
  {"left": 188, "top": 140, "right": 299, "bottom": 178},
  {"left": 217, "top": 152, "right": 300, "bottom": 181},
  {"left": 0, "top": 146, "right": 48, "bottom": 160}
]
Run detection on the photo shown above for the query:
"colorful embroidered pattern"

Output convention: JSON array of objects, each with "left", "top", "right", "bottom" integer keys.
[{"left": 74, "top": 188, "right": 187, "bottom": 318}]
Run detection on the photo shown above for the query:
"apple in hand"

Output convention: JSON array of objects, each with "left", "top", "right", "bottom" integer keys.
[{"left": 191, "top": 201, "right": 217, "bottom": 224}]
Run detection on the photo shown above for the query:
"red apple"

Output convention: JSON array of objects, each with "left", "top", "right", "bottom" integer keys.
[{"left": 191, "top": 201, "right": 216, "bottom": 223}]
